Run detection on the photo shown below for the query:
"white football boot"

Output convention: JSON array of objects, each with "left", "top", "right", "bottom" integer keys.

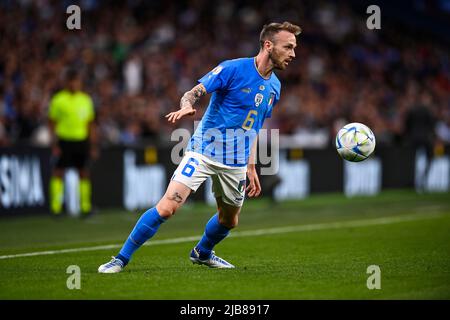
[
  {"left": 98, "top": 256, "right": 125, "bottom": 273},
  {"left": 189, "top": 247, "right": 235, "bottom": 268}
]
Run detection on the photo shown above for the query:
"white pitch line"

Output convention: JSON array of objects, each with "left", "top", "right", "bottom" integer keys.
[{"left": 0, "top": 212, "right": 446, "bottom": 260}]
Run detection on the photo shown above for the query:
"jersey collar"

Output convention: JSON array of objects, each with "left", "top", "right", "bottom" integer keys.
[{"left": 253, "top": 57, "right": 271, "bottom": 80}]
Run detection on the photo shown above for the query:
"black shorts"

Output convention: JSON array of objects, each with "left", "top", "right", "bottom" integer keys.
[{"left": 55, "top": 139, "right": 90, "bottom": 169}]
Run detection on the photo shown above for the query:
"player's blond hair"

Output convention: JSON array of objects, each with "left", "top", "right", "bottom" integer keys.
[{"left": 259, "top": 21, "right": 302, "bottom": 48}]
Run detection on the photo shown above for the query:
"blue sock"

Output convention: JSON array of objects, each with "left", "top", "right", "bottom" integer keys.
[
  {"left": 196, "top": 213, "right": 230, "bottom": 259},
  {"left": 117, "top": 207, "right": 166, "bottom": 265}
]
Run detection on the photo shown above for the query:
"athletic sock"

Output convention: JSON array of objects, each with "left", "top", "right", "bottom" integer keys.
[
  {"left": 50, "top": 176, "right": 64, "bottom": 214},
  {"left": 196, "top": 213, "right": 230, "bottom": 260},
  {"left": 79, "top": 178, "right": 92, "bottom": 214},
  {"left": 117, "top": 207, "right": 166, "bottom": 265}
]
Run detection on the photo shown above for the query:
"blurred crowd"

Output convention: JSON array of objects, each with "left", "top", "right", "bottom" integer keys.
[{"left": 1, "top": 0, "right": 449, "bottom": 149}]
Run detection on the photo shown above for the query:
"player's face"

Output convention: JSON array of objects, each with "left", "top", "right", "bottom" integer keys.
[{"left": 269, "top": 31, "right": 297, "bottom": 70}]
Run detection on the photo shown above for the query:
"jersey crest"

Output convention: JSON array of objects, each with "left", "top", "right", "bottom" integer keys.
[{"left": 254, "top": 93, "right": 264, "bottom": 107}]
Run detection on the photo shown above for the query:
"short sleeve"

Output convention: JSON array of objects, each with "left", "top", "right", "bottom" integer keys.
[{"left": 198, "top": 61, "right": 235, "bottom": 94}]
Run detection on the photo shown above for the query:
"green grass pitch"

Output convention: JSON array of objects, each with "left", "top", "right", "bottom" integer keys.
[{"left": 0, "top": 190, "right": 449, "bottom": 299}]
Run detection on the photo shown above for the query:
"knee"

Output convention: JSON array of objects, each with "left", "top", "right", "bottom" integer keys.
[
  {"left": 156, "top": 200, "right": 179, "bottom": 218},
  {"left": 218, "top": 215, "right": 238, "bottom": 229}
]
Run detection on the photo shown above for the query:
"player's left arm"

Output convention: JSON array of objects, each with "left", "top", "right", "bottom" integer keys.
[
  {"left": 166, "top": 83, "right": 207, "bottom": 123},
  {"left": 246, "top": 136, "right": 262, "bottom": 197}
]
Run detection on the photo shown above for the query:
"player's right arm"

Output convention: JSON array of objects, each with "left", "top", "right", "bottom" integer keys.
[{"left": 165, "top": 83, "right": 207, "bottom": 123}]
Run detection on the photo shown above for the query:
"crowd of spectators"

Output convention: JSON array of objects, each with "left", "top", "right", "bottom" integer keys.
[{"left": 1, "top": 0, "right": 449, "bottom": 149}]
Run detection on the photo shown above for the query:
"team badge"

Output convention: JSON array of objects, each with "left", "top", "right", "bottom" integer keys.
[
  {"left": 238, "top": 180, "right": 246, "bottom": 193},
  {"left": 254, "top": 93, "right": 264, "bottom": 107},
  {"left": 268, "top": 93, "right": 275, "bottom": 106},
  {"left": 259, "top": 85, "right": 265, "bottom": 91}
]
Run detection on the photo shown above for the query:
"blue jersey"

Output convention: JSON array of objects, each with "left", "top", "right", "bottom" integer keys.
[{"left": 187, "top": 57, "right": 281, "bottom": 166}]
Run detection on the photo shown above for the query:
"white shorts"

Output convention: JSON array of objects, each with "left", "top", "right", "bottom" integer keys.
[{"left": 171, "top": 151, "right": 247, "bottom": 207}]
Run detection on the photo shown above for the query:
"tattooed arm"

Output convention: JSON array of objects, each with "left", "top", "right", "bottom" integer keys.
[
  {"left": 180, "top": 83, "right": 206, "bottom": 109},
  {"left": 168, "top": 192, "right": 183, "bottom": 204},
  {"left": 166, "top": 84, "right": 207, "bottom": 123}
]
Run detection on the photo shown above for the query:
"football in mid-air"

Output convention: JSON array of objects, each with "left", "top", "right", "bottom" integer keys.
[{"left": 335, "top": 122, "right": 376, "bottom": 162}]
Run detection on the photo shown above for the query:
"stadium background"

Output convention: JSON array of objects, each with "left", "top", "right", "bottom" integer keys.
[
  {"left": 0, "top": 0, "right": 449, "bottom": 215},
  {"left": 0, "top": 0, "right": 449, "bottom": 301}
]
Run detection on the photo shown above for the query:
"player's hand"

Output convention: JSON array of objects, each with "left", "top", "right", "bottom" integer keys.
[
  {"left": 165, "top": 107, "right": 196, "bottom": 124},
  {"left": 246, "top": 164, "right": 261, "bottom": 198}
]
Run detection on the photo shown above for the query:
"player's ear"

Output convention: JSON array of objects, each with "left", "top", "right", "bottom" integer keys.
[{"left": 264, "top": 40, "right": 273, "bottom": 52}]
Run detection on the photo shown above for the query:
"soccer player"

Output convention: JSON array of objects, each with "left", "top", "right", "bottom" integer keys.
[
  {"left": 98, "top": 21, "right": 301, "bottom": 273},
  {"left": 48, "top": 70, "right": 98, "bottom": 217}
]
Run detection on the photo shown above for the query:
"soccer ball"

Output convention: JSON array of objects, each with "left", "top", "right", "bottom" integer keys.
[{"left": 335, "top": 122, "right": 376, "bottom": 162}]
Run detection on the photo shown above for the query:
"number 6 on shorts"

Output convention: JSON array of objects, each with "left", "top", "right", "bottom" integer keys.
[{"left": 181, "top": 157, "right": 199, "bottom": 177}]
